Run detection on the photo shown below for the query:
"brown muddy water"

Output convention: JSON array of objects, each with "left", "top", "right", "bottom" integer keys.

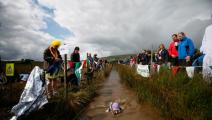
[{"left": 78, "top": 70, "right": 164, "bottom": 120}]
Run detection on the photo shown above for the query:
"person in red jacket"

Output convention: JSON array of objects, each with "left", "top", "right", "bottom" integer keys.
[{"left": 168, "top": 34, "right": 179, "bottom": 66}]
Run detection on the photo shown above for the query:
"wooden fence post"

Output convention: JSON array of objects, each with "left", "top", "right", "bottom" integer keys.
[{"left": 64, "top": 54, "right": 68, "bottom": 100}]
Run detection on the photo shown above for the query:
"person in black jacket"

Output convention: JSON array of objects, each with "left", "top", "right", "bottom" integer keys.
[
  {"left": 158, "top": 44, "right": 169, "bottom": 65},
  {"left": 71, "top": 47, "right": 80, "bottom": 62},
  {"left": 86, "top": 53, "right": 94, "bottom": 84},
  {"left": 69, "top": 46, "right": 80, "bottom": 86},
  {"left": 44, "top": 40, "right": 62, "bottom": 98},
  {"left": 137, "top": 50, "right": 149, "bottom": 65},
  {"left": 93, "top": 54, "right": 99, "bottom": 70}
]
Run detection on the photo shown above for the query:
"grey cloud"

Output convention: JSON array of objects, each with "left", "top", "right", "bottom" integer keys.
[
  {"left": 0, "top": 0, "right": 52, "bottom": 60},
  {"left": 1, "top": 0, "right": 212, "bottom": 60},
  {"left": 181, "top": 19, "right": 212, "bottom": 47}
]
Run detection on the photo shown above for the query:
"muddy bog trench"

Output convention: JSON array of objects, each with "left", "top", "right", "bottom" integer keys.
[{"left": 77, "top": 70, "right": 164, "bottom": 120}]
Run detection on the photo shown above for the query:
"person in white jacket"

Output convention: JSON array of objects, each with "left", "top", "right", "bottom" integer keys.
[{"left": 200, "top": 24, "right": 212, "bottom": 82}]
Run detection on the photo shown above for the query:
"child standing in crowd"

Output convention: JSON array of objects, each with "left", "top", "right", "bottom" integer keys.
[
  {"left": 44, "top": 40, "right": 62, "bottom": 98},
  {"left": 168, "top": 34, "right": 179, "bottom": 66},
  {"left": 177, "top": 32, "right": 195, "bottom": 66}
]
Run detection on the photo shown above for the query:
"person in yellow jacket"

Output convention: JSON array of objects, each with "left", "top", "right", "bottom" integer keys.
[{"left": 44, "top": 40, "right": 62, "bottom": 98}]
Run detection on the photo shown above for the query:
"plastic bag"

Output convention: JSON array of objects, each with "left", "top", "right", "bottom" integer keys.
[{"left": 11, "top": 66, "right": 48, "bottom": 119}]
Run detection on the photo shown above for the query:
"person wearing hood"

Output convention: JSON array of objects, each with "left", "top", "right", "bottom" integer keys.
[
  {"left": 177, "top": 32, "right": 195, "bottom": 66},
  {"left": 200, "top": 23, "right": 212, "bottom": 82},
  {"left": 168, "top": 34, "right": 179, "bottom": 66},
  {"left": 44, "top": 40, "right": 62, "bottom": 98}
]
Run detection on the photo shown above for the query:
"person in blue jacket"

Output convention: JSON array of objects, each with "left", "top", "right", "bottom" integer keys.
[{"left": 177, "top": 32, "right": 195, "bottom": 66}]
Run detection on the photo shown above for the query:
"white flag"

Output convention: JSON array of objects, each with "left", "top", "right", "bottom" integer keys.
[
  {"left": 201, "top": 25, "right": 212, "bottom": 81},
  {"left": 157, "top": 65, "right": 160, "bottom": 73},
  {"left": 59, "top": 44, "right": 70, "bottom": 55},
  {"left": 203, "top": 55, "right": 212, "bottom": 79},
  {"left": 186, "top": 67, "right": 195, "bottom": 78},
  {"left": 137, "top": 65, "right": 150, "bottom": 77}
]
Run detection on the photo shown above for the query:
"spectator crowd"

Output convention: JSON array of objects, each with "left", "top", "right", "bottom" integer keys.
[
  {"left": 43, "top": 40, "right": 108, "bottom": 98},
  {"left": 129, "top": 32, "right": 204, "bottom": 67}
]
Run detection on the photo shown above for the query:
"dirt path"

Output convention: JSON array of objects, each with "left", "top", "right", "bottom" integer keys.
[{"left": 78, "top": 70, "right": 164, "bottom": 120}]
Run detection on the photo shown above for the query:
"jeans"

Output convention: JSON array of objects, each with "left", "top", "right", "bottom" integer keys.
[{"left": 47, "top": 60, "right": 62, "bottom": 75}]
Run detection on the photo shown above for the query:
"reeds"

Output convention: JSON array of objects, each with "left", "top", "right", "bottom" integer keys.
[
  {"left": 0, "top": 64, "right": 113, "bottom": 120},
  {"left": 116, "top": 64, "right": 212, "bottom": 120}
]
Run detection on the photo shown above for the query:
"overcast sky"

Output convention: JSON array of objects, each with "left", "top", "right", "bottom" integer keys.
[{"left": 0, "top": 0, "right": 212, "bottom": 60}]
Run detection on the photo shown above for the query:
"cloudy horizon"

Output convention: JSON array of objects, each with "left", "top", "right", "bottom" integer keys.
[{"left": 0, "top": 0, "right": 212, "bottom": 61}]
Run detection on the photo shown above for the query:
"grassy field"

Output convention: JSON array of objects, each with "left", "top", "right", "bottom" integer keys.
[
  {"left": 0, "top": 64, "right": 113, "bottom": 120},
  {"left": 1, "top": 61, "right": 43, "bottom": 73},
  {"left": 116, "top": 64, "right": 212, "bottom": 120}
]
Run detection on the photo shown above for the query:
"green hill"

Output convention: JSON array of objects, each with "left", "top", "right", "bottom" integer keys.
[{"left": 103, "top": 54, "right": 137, "bottom": 62}]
